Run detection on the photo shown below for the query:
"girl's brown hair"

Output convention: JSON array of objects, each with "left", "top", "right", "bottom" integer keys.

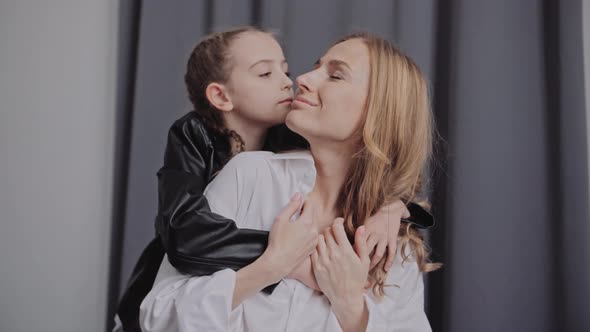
[
  {"left": 336, "top": 33, "right": 442, "bottom": 297},
  {"left": 185, "top": 26, "right": 265, "bottom": 154}
]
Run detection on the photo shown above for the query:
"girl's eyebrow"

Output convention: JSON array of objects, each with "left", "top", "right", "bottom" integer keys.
[{"left": 249, "top": 59, "right": 287, "bottom": 69}]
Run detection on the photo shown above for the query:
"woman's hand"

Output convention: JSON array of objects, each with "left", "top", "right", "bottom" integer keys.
[
  {"left": 311, "top": 218, "right": 370, "bottom": 332},
  {"left": 364, "top": 200, "right": 410, "bottom": 271},
  {"left": 286, "top": 256, "right": 320, "bottom": 291}
]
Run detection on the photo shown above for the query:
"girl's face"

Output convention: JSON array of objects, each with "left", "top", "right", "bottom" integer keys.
[
  {"left": 225, "top": 32, "right": 293, "bottom": 128},
  {"left": 285, "top": 38, "right": 370, "bottom": 146}
]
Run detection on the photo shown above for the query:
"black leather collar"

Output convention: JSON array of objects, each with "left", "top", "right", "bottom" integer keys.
[{"left": 402, "top": 202, "right": 435, "bottom": 229}]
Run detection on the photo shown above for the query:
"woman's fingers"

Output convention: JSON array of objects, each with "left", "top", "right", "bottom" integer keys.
[
  {"left": 311, "top": 249, "right": 318, "bottom": 267},
  {"left": 317, "top": 234, "right": 328, "bottom": 260},
  {"left": 310, "top": 249, "right": 324, "bottom": 295},
  {"left": 324, "top": 229, "right": 338, "bottom": 253},
  {"left": 331, "top": 218, "right": 349, "bottom": 246}
]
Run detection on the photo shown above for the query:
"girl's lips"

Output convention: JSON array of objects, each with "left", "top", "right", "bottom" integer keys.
[{"left": 279, "top": 98, "right": 293, "bottom": 104}]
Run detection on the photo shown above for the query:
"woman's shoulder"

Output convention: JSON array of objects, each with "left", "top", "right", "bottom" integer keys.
[
  {"left": 226, "top": 151, "right": 276, "bottom": 169},
  {"left": 269, "top": 150, "right": 315, "bottom": 178},
  {"left": 215, "top": 152, "right": 276, "bottom": 184},
  {"left": 228, "top": 150, "right": 312, "bottom": 168},
  {"left": 222, "top": 150, "right": 314, "bottom": 187}
]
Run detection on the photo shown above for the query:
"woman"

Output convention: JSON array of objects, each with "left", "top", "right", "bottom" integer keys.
[
  {"left": 140, "top": 32, "right": 439, "bottom": 331},
  {"left": 116, "top": 27, "right": 426, "bottom": 332}
]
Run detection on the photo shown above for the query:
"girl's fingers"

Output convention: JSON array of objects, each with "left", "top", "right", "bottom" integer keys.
[
  {"left": 370, "top": 241, "right": 387, "bottom": 269},
  {"left": 366, "top": 234, "right": 378, "bottom": 256},
  {"left": 401, "top": 205, "right": 411, "bottom": 219},
  {"left": 384, "top": 241, "right": 397, "bottom": 272},
  {"left": 277, "top": 192, "right": 302, "bottom": 222},
  {"left": 354, "top": 226, "right": 370, "bottom": 266},
  {"left": 298, "top": 198, "right": 314, "bottom": 224}
]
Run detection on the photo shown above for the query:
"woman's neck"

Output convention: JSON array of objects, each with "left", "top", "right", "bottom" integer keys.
[
  {"left": 223, "top": 113, "right": 268, "bottom": 152},
  {"left": 307, "top": 144, "right": 354, "bottom": 229}
]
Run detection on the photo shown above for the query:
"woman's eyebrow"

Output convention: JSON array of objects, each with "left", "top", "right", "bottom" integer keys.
[{"left": 314, "top": 58, "right": 351, "bottom": 71}]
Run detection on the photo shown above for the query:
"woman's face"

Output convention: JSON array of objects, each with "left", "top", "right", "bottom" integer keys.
[{"left": 286, "top": 38, "right": 370, "bottom": 144}]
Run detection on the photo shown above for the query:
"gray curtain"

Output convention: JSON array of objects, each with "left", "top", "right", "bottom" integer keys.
[{"left": 108, "top": 1, "right": 590, "bottom": 331}]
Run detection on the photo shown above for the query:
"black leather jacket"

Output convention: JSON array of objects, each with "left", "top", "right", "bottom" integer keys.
[
  {"left": 116, "top": 111, "right": 433, "bottom": 332},
  {"left": 116, "top": 112, "right": 307, "bottom": 332}
]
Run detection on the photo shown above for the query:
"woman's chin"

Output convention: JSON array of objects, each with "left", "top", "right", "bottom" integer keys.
[{"left": 285, "top": 113, "right": 307, "bottom": 139}]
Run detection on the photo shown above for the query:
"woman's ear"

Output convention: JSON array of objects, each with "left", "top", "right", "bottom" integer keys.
[{"left": 205, "top": 82, "right": 234, "bottom": 112}]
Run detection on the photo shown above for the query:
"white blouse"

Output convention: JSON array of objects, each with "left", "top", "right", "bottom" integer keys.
[{"left": 139, "top": 151, "right": 431, "bottom": 332}]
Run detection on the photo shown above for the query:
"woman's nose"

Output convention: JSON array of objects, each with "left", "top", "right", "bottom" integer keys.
[{"left": 296, "top": 73, "right": 312, "bottom": 92}]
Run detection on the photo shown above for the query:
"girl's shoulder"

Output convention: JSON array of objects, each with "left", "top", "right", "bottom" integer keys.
[{"left": 168, "top": 111, "right": 214, "bottom": 145}]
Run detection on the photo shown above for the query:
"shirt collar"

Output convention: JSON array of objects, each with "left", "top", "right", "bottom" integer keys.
[{"left": 268, "top": 150, "right": 314, "bottom": 162}]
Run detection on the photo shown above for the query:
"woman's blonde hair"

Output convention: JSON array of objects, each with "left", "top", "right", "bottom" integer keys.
[{"left": 336, "top": 32, "right": 442, "bottom": 297}]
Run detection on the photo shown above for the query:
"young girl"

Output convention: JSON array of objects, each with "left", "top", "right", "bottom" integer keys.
[{"left": 116, "top": 27, "right": 433, "bottom": 332}]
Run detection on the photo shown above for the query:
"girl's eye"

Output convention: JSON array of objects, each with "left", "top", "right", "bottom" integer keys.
[
  {"left": 329, "top": 75, "right": 342, "bottom": 80},
  {"left": 259, "top": 72, "right": 272, "bottom": 77}
]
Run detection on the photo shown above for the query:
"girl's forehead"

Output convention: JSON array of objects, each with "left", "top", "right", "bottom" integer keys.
[{"left": 229, "top": 32, "right": 284, "bottom": 67}]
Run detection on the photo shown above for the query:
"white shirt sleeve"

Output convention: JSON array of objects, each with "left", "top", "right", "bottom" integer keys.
[
  {"left": 139, "top": 153, "right": 267, "bottom": 332},
  {"left": 364, "top": 255, "right": 432, "bottom": 332},
  {"left": 140, "top": 260, "right": 240, "bottom": 332}
]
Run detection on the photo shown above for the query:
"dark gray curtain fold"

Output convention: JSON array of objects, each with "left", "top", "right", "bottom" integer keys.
[{"left": 108, "top": 1, "right": 590, "bottom": 331}]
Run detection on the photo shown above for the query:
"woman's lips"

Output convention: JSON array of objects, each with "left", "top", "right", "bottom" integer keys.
[
  {"left": 293, "top": 96, "right": 318, "bottom": 107},
  {"left": 279, "top": 98, "right": 293, "bottom": 104}
]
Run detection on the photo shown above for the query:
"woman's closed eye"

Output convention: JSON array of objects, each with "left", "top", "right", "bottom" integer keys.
[
  {"left": 329, "top": 73, "right": 343, "bottom": 80},
  {"left": 327, "top": 68, "right": 345, "bottom": 80}
]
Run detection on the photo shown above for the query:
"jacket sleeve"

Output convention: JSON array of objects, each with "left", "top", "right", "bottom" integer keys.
[{"left": 155, "top": 115, "right": 271, "bottom": 278}]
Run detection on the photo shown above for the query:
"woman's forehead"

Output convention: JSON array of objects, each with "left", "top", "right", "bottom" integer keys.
[
  {"left": 322, "top": 39, "right": 369, "bottom": 71},
  {"left": 320, "top": 38, "right": 370, "bottom": 73}
]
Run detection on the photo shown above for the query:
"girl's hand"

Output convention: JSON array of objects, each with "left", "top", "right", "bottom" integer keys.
[
  {"left": 262, "top": 193, "right": 319, "bottom": 279},
  {"left": 233, "top": 193, "right": 318, "bottom": 309},
  {"left": 364, "top": 200, "right": 410, "bottom": 271},
  {"left": 311, "top": 218, "right": 370, "bottom": 331}
]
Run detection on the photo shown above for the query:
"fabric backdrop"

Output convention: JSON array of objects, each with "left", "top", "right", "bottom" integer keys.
[{"left": 108, "top": 1, "right": 590, "bottom": 331}]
